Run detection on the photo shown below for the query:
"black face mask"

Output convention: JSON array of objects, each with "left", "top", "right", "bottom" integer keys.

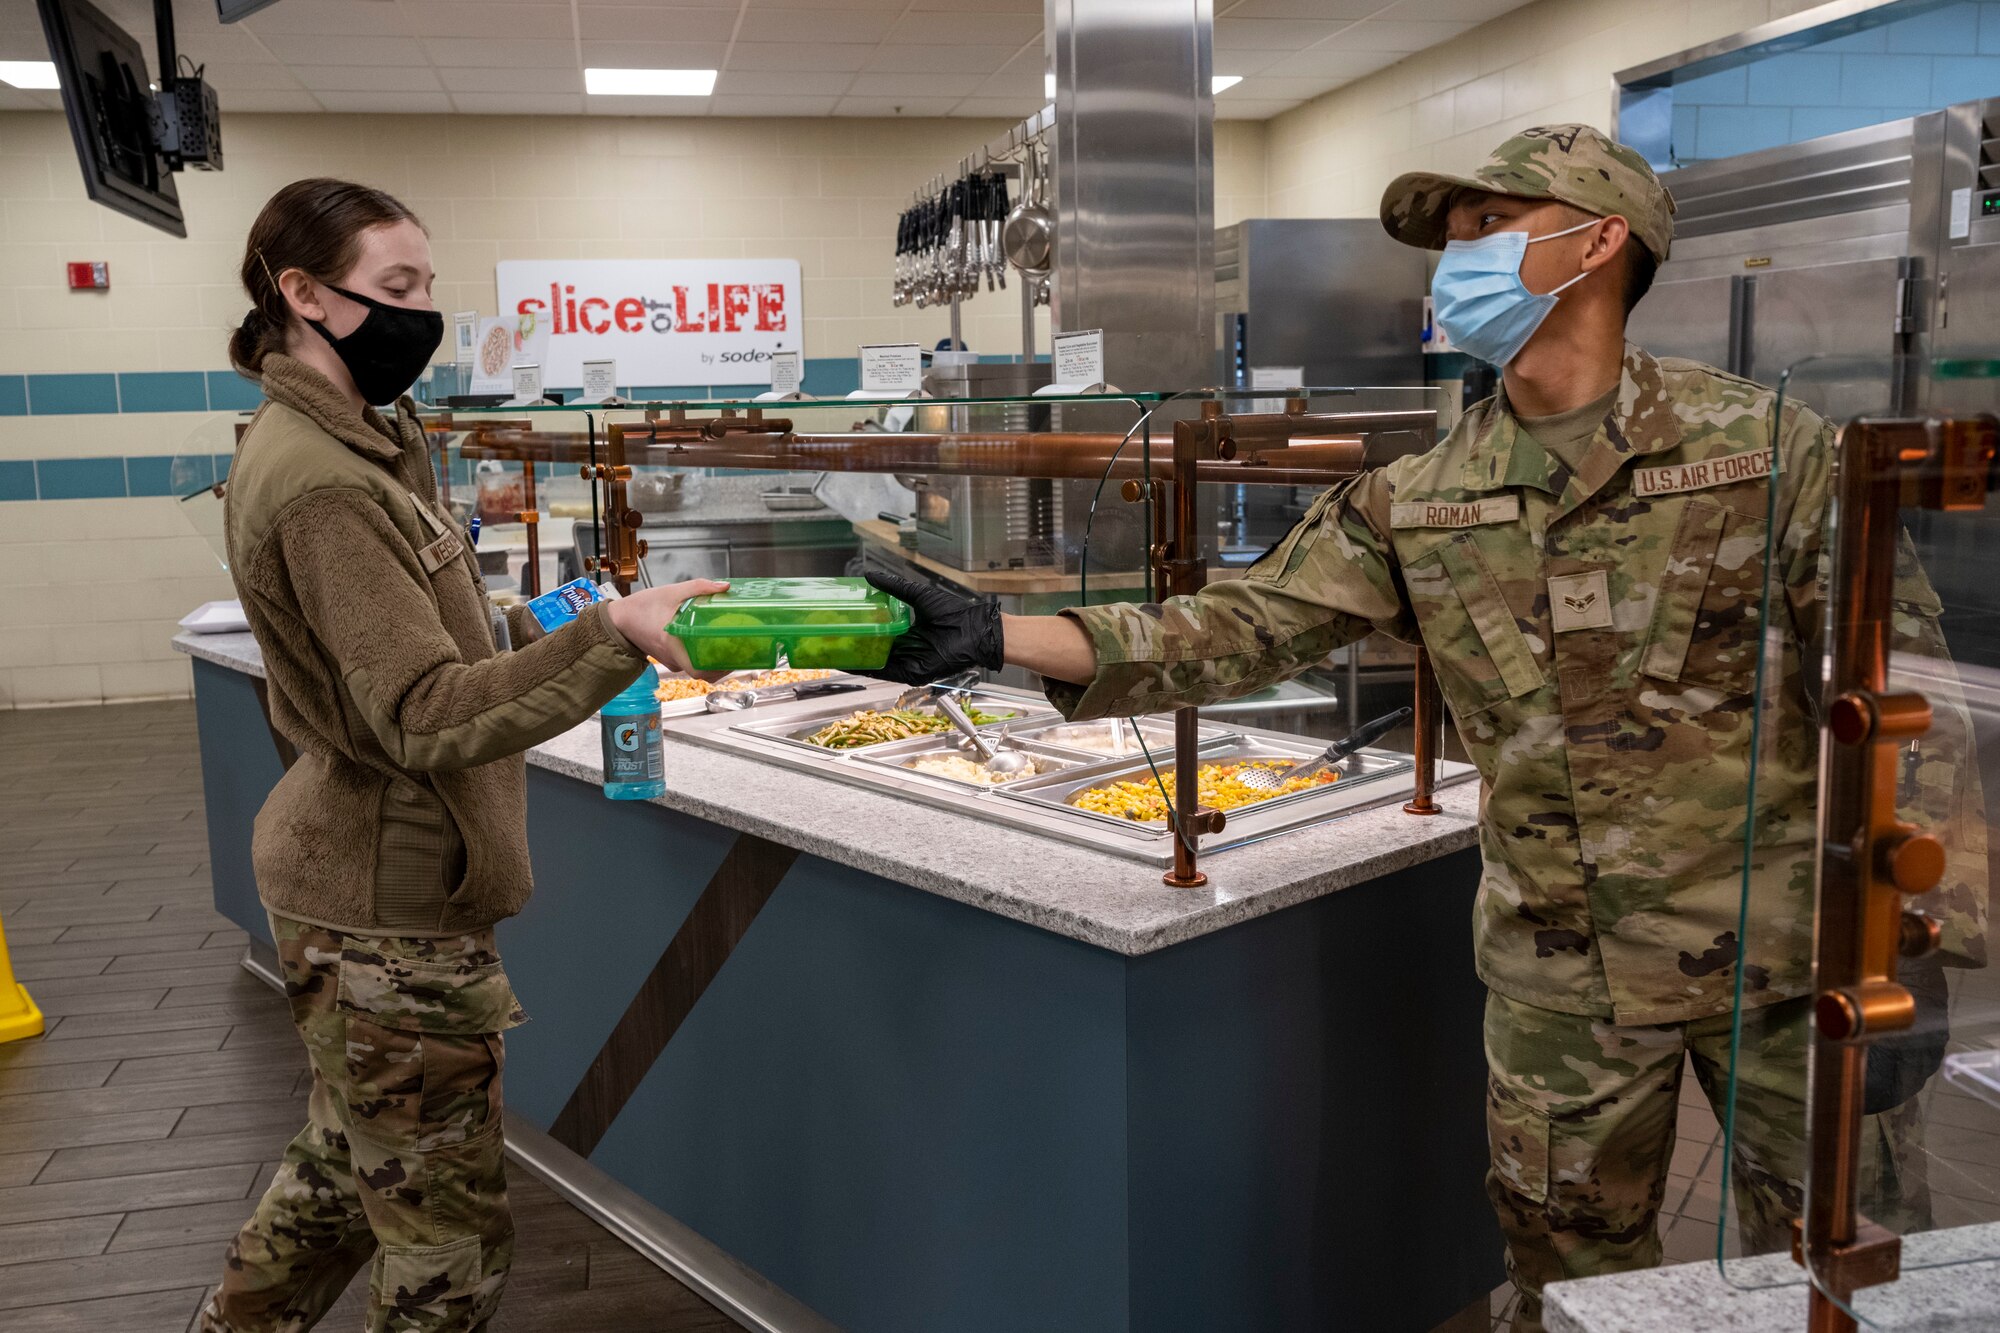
[{"left": 309, "top": 283, "right": 445, "bottom": 406}]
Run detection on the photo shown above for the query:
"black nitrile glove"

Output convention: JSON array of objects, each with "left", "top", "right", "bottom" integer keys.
[{"left": 863, "top": 570, "right": 1005, "bottom": 684}]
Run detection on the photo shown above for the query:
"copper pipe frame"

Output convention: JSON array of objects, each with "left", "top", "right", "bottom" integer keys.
[
  {"left": 1403, "top": 648, "right": 1443, "bottom": 816},
  {"left": 588, "top": 424, "right": 647, "bottom": 594},
  {"left": 1802, "top": 414, "right": 1996, "bottom": 1332},
  {"left": 1161, "top": 404, "right": 1231, "bottom": 888}
]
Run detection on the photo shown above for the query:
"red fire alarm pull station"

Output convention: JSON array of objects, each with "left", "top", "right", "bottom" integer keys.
[{"left": 67, "top": 262, "right": 110, "bottom": 290}]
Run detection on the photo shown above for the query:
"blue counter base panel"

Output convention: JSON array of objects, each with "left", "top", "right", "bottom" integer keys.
[{"left": 193, "top": 662, "right": 1500, "bottom": 1333}]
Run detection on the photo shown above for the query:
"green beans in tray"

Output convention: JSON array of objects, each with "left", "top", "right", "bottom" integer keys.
[{"left": 804, "top": 707, "right": 1018, "bottom": 750}]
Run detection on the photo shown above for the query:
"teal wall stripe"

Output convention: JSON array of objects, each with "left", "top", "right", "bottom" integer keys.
[
  {"left": 119, "top": 371, "right": 209, "bottom": 413},
  {"left": 0, "top": 357, "right": 930, "bottom": 417},
  {"left": 27, "top": 373, "right": 118, "bottom": 415},
  {"left": 36, "top": 457, "right": 127, "bottom": 499},
  {"left": 0, "top": 460, "right": 32, "bottom": 501}
]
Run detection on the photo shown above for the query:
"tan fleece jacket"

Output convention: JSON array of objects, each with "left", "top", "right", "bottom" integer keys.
[{"left": 222, "top": 355, "right": 645, "bottom": 934}]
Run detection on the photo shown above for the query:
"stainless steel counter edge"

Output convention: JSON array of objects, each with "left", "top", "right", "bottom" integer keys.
[{"left": 177, "top": 630, "right": 1478, "bottom": 956}]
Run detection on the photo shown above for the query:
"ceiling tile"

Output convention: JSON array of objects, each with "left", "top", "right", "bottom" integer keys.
[
  {"left": 199, "top": 63, "right": 307, "bottom": 92},
  {"left": 1230, "top": 75, "right": 1358, "bottom": 99},
  {"left": 881, "top": 14, "right": 1041, "bottom": 47},
  {"left": 216, "top": 90, "right": 327, "bottom": 112},
  {"left": 708, "top": 93, "right": 843, "bottom": 116},
  {"left": 1219, "top": 0, "right": 1385, "bottom": 17},
  {"left": 832, "top": 96, "right": 961, "bottom": 117},
  {"left": 860, "top": 43, "right": 1017, "bottom": 74},
  {"left": 313, "top": 90, "right": 457, "bottom": 113},
  {"left": 437, "top": 65, "right": 582, "bottom": 93},
  {"left": 257, "top": 34, "right": 435, "bottom": 67},
  {"left": 728, "top": 43, "right": 876, "bottom": 73},
  {"left": 419, "top": 37, "right": 560, "bottom": 68},
  {"left": 1215, "top": 97, "right": 1303, "bottom": 119},
  {"left": 1258, "top": 47, "right": 1402, "bottom": 78},
  {"left": 397, "top": 1, "right": 573, "bottom": 40},
  {"left": 450, "top": 91, "right": 589, "bottom": 114},
  {"left": 714, "top": 69, "right": 854, "bottom": 96},
  {"left": 1214, "top": 18, "right": 1354, "bottom": 50},
  {"left": 291, "top": 64, "right": 446, "bottom": 92},
  {"left": 575, "top": 7, "right": 741, "bottom": 42},
  {"left": 1328, "top": 19, "right": 1477, "bottom": 51},
  {"left": 1209, "top": 50, "right": 1295, "bottom": 76},
  {"left": 578, "top": 40, "right": 730, "bottom": 68},
  {"left": 243, "top": 1, "right": 411, "bottom": 36},
  {"left": 844, "top": 72, "right": 986, "bottom": 98},
  {"left": 736, "top": 9, "right": 900, "bottom": 44}
]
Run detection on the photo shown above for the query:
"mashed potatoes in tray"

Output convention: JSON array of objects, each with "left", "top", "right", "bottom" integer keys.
[{"left": 902, "top": 753, "right": 1044, "bottom": 785}]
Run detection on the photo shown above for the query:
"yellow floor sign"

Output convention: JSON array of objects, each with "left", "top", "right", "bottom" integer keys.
[{"left": 0, "top": 909, "right": 44, "bottom": 1043}]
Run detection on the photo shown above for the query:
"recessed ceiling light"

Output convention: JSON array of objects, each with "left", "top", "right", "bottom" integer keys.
[
  {"left": 1213, "top": 75, "right": 1242, "bottom": 93},
  {"left": 585, "top": 68, "right": 716, "bottom": 97},
  {"left": 0, "top": 61, "right": 60, "bottom": 90}
]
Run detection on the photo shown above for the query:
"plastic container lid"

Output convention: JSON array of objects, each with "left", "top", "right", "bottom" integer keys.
[{"left": 667, "top": 577, "right": 912, "bottom": 671}]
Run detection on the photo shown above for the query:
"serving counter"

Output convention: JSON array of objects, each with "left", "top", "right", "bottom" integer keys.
[{"left": 176, "top": 629, "right": 1499, "bottom": 1333}]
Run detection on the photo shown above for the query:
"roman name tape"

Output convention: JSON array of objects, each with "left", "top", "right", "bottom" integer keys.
[{"left": 1390, "top": 496, "right": 1521, "bottom": 529}]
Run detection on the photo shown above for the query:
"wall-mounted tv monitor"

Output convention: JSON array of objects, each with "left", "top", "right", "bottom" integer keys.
[
  {"left": 216, "top": 0, "right": 283, "bottom": 21},
  {"left": 35, "top": 0, "right": 185, "bottom": 237}
]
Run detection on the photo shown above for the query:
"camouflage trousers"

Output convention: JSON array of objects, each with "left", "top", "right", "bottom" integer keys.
[
  {"left": 198, "top": 915, "right": 526, "bottom": 1332},
  {"left": 1485, "top": 992, "right": 1931, "bottom": 1333}
]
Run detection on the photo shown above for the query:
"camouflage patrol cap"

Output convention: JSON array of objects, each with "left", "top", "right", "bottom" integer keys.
[{"left": 1380, "top": 124, "right": 1676, "bottom": 262}]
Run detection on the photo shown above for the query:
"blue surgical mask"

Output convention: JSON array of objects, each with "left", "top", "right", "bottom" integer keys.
[{"left": 1431, "top": 217, "right": 1598, "bottom": 367}]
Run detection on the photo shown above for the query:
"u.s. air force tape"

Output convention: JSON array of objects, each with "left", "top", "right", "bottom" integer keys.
[
  {"left": 1631, "top": 450, "right": 1773, "bottom": 497},
  {"left": 1389, "top": 495, "right": 1520, "bottom": 529}
]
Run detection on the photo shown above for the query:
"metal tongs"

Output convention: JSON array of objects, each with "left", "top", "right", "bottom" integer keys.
[
  {"left": 704, "top": 679, "right": 866, "bottom": 713},
  {"left": 894, "top": 671, "right": 1028, "bottom": 776},
  {"left": 1237, "top": 706, "right": 1414, "bottom": 791}
]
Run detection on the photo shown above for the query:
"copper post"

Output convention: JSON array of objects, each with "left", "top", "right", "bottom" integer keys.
[
  {"left": 1403, "top": 646, "right": 1443, "bottom": 816},
  {"left": 518, "top": 461, "right": 541, "bottom": 599},
  {"left": 1803, "top": 414, "right": 1997, "bottom": 1330},
  {"left": 1162, "top": 406, "right": 1227, "bottom": 889}
]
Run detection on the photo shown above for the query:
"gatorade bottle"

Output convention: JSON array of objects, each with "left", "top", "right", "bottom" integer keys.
[{"left": 600, "top": 666, "right": 665, "bottom": 800}]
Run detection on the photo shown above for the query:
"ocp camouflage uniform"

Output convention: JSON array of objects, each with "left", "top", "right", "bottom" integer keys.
[
  {"left": 198, "top": 914, "right": 525, "bottom": 1332},
  {"left": 1046, "top": 343, "right": 1987, "bottom": 1330}
]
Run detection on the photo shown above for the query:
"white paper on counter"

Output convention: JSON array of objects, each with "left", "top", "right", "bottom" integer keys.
[{"left": 179, "top": 600, "right": 250, "bottom": 635}]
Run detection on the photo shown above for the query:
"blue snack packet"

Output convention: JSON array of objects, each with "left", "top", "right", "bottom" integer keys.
[{"left": 527, "top": 577, "right": 610, "bottom": 633}]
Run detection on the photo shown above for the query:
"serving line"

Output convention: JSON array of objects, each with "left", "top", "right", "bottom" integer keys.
[{"left": 175, "top": 630, "right": 1478, "bottom": 955}]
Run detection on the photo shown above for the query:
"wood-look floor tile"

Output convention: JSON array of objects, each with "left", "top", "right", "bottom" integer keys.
[
  {"left": 0, "top": 1213, "right": 123, "bottom": 1267},
  {"left": 0, "top": 1110, "right": 183, "bottom": 1153},
  {"left": 16, "top": 932, "right": 213, "bottom": 962},
  {"left": 0, "top": 1027, "right": 229, "bottom": 1070},
  {"left": 30, "top": 988, "right": 170, "bottom": 1018},
  {"left": 107, "top": 1198, "right": 258, "bottom": 1254},
  {"left": 0, "top": 1059, "right": 118, "bottom": 1094},
  {"left": 0, "top": 1241, "right": 225, "bottom": 1311},
  {"left": 106, "top": 1045, "right": 302, "bottom": 1088},
  {"left": 0, "top": 1150, "right": 52, "bottom": 1187},
  {"left": 0, "top": 1165, "right": 260, "bottom": 1228},
  {"left": 39, "top": 1129, "right": 298, "bottom": 1186},
  {"left": 172, "top": 1097, "right": 312, "bottom": 1140},
  {"left": 46, "top": 1006, "right": 274, "bottom": 1041}
]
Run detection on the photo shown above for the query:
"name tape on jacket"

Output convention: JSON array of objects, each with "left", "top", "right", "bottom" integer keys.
[
  {"left": 1632, "top": 450, "right": 1773, "bottom": 497},
  {"left": 1390, "top": 496, "right": 1521, "bottom": 529}
]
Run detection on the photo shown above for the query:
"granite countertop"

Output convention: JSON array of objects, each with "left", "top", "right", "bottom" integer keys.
[
  {"left": 1546, "top": 1223, "right": 2000, "bottom": 1332},
  {"left": 176, "top": 630, "right": 1478, "bottom": 956}
]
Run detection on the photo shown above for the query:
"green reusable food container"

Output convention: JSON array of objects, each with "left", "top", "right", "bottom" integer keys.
[{"left": 666, "top": 577, "right": 913, "bottom": 671}]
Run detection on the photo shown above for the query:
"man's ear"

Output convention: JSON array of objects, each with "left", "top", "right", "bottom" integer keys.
[{"left": 1582, "top": 214, "right": 1630, "bottom": 274}]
